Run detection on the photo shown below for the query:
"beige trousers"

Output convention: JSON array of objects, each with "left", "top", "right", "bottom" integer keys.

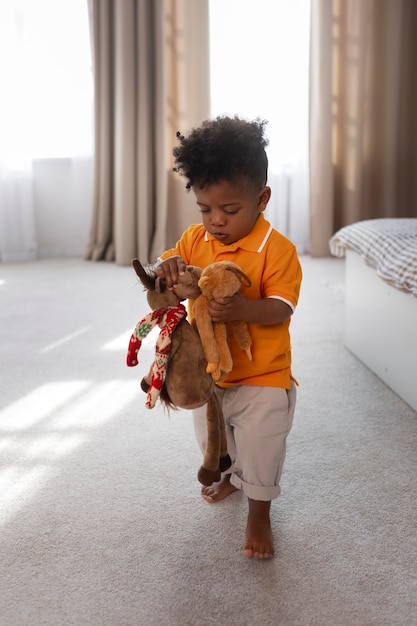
[{"left": 193, "top": 381, "right": 296, "bottom": 501}]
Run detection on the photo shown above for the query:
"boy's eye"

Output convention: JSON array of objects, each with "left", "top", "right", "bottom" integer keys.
[{"left": 198, "top": 206, "right": 240, "bottom": 215}]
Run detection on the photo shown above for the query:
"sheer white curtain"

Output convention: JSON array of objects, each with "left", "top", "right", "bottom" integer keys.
[
  {"left": 0, "top": 0, "right": 92, "bottom": 261},
  {"left": 209, "top": 0, "right": 310, "bottom": 252}
]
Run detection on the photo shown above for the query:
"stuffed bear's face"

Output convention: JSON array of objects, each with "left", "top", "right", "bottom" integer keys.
[
  {"left": 198, "top": 272, "right": 241, "bottom": 299},
  {"left": 198, "top": 261, "right": 251, "bottom": 299}
]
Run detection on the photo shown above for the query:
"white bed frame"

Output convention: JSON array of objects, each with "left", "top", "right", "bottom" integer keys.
[{"left": 345, "top": 249, "right": 417, "bottom": 412}]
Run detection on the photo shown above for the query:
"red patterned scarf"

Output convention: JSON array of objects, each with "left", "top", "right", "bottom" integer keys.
[{"left": 127, "top": 303, "right": 187, "bottom": 408}]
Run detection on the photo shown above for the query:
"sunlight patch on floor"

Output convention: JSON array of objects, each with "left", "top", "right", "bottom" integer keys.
[
  {"left": 0, "top": 379, "right": 141, "bottom": 526},
  {"left": 50, "top": 380, "right": 139, "bottom": 429},
  {"left": 0, "top": 381, "right": 91, "bottom": 431},
  {"left": 40, "top": 326, "right": 91, "bottom": 353}
]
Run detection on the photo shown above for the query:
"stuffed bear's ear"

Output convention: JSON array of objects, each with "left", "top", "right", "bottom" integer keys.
[
  {"left": 132, "top": 259, "right": 157, "bottom": 291},
  {"left": 198, "top": 275, "right": 210, "bottom": 290},
  {"left": 225, "top": 266, "right": 252, "bottom": 288}
]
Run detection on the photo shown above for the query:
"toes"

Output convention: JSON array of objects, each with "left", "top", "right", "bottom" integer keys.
[
  {"left": 243, "top": 544, "right": 274, "bottom": 559},
  {"left": 201, "top": 486, "right": 218, "bottom": 503},
  {"left": 256, "top": 551, "right": 273, "bottom": 559}
]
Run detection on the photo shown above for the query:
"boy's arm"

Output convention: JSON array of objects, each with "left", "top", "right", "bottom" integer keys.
[{"left": 208, "top": 293, "right": 293, "bottom": 325}]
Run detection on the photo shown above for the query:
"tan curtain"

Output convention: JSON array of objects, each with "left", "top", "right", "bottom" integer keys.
[
  {"left": 85, "top": 0, "right": 210, "bottom": 265},
  {"left": 309, "top": 0, "right": 417, "bottom": 256}
]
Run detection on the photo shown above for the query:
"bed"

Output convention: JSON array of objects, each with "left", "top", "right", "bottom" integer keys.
[{"left": 329, "top": 218, "right": 417, "bottom": 412}]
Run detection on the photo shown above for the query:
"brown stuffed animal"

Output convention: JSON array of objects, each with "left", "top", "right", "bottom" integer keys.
[
  {"left": 193, "top": 261, "right": 253, "bottom": 382},
  {"left": 127, "top": 259, "right": 231, "bottom": 486}
]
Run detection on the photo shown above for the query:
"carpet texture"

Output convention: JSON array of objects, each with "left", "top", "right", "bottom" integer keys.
[{"left": 0, "top": 256, "right": 416, "bottom": 626}]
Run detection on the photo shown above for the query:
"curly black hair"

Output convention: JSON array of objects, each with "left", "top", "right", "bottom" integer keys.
[{"left": 172, "top": 116, "right": 269, "bottom": 190}]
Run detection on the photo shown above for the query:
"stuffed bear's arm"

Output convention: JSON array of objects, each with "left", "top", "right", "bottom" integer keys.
[{"left": 193, "top": 295, "right": 221, "bottom": 378}]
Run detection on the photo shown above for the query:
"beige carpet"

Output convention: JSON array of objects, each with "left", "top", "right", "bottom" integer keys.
[{"left": 0, "top": 256, "right": 416, "bottom": 626}]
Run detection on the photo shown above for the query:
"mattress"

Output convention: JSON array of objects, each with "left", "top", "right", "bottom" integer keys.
[{"left": 329, "top": 218, "right": 417, "bottom": 296}]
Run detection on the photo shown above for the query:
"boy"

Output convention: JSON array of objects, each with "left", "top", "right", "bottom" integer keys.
[{"left": 155, "top": 116, "right": 302, "bottom": 559}]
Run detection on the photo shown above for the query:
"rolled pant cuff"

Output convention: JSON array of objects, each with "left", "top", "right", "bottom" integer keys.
[{"left": 230, "top": 474, "right": 281, "bottom": 501}]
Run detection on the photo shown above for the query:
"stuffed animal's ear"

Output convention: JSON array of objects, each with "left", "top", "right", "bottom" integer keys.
[
  {"left": 155, "top": 277, "right": 168, "bottom": 294},
  {"left": 132, "top": 259, "right": 157, "bottom": 291},
  {"left": 171, "top": 266, "right": 202, "bottom": 301},
  {"left": 188, "top": 265, "right": 203, "bottom": 280},
  {"left": 225, "top": 265, "right": 252, "bottom": 288}
]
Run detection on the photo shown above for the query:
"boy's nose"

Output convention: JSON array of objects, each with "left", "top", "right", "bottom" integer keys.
[{"left": 210, "top": 209, "right": 226, "bottom": 226}]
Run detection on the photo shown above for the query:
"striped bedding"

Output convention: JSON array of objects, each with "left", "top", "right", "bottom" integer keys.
[{"left": 329, "top": 218, "right": 417, "bottom": 296}]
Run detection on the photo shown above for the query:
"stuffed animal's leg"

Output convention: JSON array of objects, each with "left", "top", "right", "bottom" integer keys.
[
  {"left": 230, "top": 320, "right": 252, "bottom": 361},
  {"left": 140, "top": 364, "right": 153, "bottom": 393},
  {"left": 197, "top": 394, "right": 231, "bottom": 487},
  {"left": 213, "top": 323, "right": 233, "bottom": 379},
  {"left": 216, "top": 393, "right": 232, "bottom": 473},
  {"left": 194, "top": 295, "right": 221, "bottom": 379}
]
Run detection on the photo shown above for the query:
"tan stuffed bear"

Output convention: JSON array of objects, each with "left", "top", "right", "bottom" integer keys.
[
  {"left": 193, "top": 261, "right": 253, "bottom": 382},
  {"left": 127, "top": 259, "right": 232, "bottom": 487}
]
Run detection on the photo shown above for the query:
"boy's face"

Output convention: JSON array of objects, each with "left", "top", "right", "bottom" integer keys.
[{"left": 193, "top": 176, "right": 271, "bottom": 246}]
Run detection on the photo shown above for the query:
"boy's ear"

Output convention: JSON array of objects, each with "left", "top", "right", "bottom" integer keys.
[{"left": 257, "top": 186, "right": 271, "bottom": 212}]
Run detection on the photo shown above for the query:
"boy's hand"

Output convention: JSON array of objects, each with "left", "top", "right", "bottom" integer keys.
[
  {"left": 208, "top": 293, "right": 245, "bottom": 323},
  {"left": 154, "top": 256, "right": 186, "bottom": 290}
]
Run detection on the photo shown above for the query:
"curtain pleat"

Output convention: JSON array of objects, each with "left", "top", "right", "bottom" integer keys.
[
  {"left": 309, "top": 0, "right": 417, "bottom": 257},
  {"left": 85, "top": 0, "right": 210, "bottom": 265}
]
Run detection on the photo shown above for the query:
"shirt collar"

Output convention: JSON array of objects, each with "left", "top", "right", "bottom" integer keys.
[{"left": 204, "top": 213, "right": 273, "bottom": 253}]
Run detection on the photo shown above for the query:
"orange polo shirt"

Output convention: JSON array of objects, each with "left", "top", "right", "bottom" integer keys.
[{"left": 159, "top": 213, "right": 302, "bottom": 389}]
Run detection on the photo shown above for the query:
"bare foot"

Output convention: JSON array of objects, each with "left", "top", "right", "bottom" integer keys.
[
  {"left": 201, "top": 474, "right": 238, "bottom": 503},
  {"left": 243, "top": 499, "right": 274, "bottom": 559}
]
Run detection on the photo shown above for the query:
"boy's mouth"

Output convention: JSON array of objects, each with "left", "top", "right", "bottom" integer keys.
[{"left": 213, "top": 231, "right": 229, "bottom": 241}]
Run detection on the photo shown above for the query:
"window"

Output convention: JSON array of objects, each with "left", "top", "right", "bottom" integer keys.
[{"left": 0, "top": 0, "right": 92, "bottom": 167}]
